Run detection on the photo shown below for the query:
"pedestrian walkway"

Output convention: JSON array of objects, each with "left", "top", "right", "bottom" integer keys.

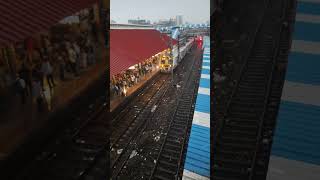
[
  {"left": 0, "top": 50, "right": 106, "bottom": 160},
  {"left": 110, "top": 68, "right": 160, "bottom": 112},
  {"left": 183, "top": 36, "right": 210, "bottom": 180}
]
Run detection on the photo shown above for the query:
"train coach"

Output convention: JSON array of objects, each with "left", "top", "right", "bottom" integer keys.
[{"left": 160, "top": 38, "right": 195, "bottom": 73}]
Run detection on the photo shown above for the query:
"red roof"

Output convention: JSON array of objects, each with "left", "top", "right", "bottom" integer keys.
[
  {"left": 0, "top": 0, "right": 97, "bottom": 46},
  {"left": 110, "top": 29, "right": 178, "bottom": 76}
]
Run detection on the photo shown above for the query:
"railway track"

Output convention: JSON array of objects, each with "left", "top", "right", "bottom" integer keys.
[
  {"left": 14, "top": 93, "right": 108, "bottom": 180},
  {"left": 149, "top": 47, "right": 202, "bottom": 180},
  {"left": 111, "top": 74, "right": 170, "bottom": 149},
  {"left": 213, "top": 0, "right": 291, "bottom": 180},
  {"left": 249, "top": 0, "right": 297, "bottom": 179},
  {"left": 111, "top": 44, "right": 201, "bottom": 179},
  {"left": 111, "top": 61, "right": 179, "bottom": 179},
  {"left": 111, "top": 72, "right": 164, "bottom": 124},
  {"left": 111, "top": 77, "right": 171, "bottom": 179}
]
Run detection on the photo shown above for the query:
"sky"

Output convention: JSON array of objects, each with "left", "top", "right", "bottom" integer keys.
[{"left": 110, "top": 0, "right": 210, "bottom": 24}]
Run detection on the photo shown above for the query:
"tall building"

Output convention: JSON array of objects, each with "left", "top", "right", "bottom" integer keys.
[
  {"left": 156, "top": 18, "right": 176, "bottom": 27},
  {"left": 176, "top": 15, "right": 183, "bottom": 25}
]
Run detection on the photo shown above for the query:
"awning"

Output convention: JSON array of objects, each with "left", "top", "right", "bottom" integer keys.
[
  {"left": 110, "top": 29, "right": 178, "bottom": 76},
  {"left": 0, "top": 0, "right": 98, "bottom": 46}
]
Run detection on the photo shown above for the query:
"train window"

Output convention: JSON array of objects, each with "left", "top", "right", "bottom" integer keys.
[
  {"left": 169, "top": 59, "right": 173, "bottom": 64},
  {"left": 161, "top": 60, "right": 165, "bottom": 64}
]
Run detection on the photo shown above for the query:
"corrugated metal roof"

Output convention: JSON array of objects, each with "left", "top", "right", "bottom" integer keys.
[
  {"left": 110, "top": 29, "right": 178, "bottom": 76},
  {"left": 0, "top": 0, "right": 97, "bottom": 46},
  {"left": 183, "top": 39, "right": 210, "bottom": 179},
  {"left": 272, "top": 101, "right": 320, "bottom": 164},
  {"left": 268, "top": 1, "right": 320, "bottom": 179},
  {"left": 184, "top": 124, "right": 210, "bottom": 177},
  {"left": 285, "top": 52, "right": 320, "bottom": 85}
]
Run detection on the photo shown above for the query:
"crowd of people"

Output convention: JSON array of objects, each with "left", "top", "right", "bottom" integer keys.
[
  {"left": 13, "top": 24, "right": 99, "bottom": 112},
  {"left": 111, "top": 60, "right": 158, "bottom": 97}
]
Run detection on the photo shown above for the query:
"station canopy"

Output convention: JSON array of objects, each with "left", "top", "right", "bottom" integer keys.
[
  {"left": 0, "top": 0, "right": 97, "bottom": 45},
  {"left": 110, "top": 29, "right": 178, "bottom": 77}
]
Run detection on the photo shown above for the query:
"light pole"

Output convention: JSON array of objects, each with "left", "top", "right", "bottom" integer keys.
[
  {"left": 169, "top": 30, "right": 174, "bottom": 85},
  {"left": 177, "top": 34, "right": 180, "bottom": 64}
]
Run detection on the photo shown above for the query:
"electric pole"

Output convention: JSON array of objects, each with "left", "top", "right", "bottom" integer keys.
[
  {"left": 177, "top": 34, "right": 180, "bottom": 63},
  {"left": 170, "top": 30, "right": 174, "bottom": 85}
]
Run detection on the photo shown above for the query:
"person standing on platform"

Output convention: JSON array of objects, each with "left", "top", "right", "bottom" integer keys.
[
  {"left": 64, "top": 45, "right": 72, "bottom": 74},
  {"left": 80, "top": 47, "right": 88, "bottom": 69},
  {"left": 15, "top": 75, "right": 27, "bottom": 104},
  {"left": 116, "top": 78, "right": 122, "bottom": 96},
  {"left": 41, "top": 58, "right": 55, "bottom": 88},
  {"left": 130, "top": 74, "right": 135, "bottom": 86},
  {"left": 72, "top": 41, "right": 81, "bottom": 75},
  {"left": 37, "top": 51, "right": 45, "bottom": 90},
  {"left": 135, "top": 72, "right": 139, "bottom": 84},
  {"left": 67, "top": 45, "right": 78, "bottom": 77},
  {"left": 145, "top": 65, "right": 148, "bottom": 74},
  {"left": 115, "top": 84, "right": 120, "bottom": 96},
  {"left": 32, "top": 79, "right": 44, "bottom": 112},
  {"left": 122, "top": 80, "right": 127, "bottom": 95},
  {"left": 33, "top": 63, "right": 44, "bottom": 91},
  {"left": 19, "top": 56, "right": 33, "bottom": 96},
  {"left": 139, "top": 66, "right": 143, "bottom": 77},
  {"left": 25, "top": 56, "right": 34, "bottom": 94},
  {"left": 57, "top": 53, "right": 66, "bottom": 81}
]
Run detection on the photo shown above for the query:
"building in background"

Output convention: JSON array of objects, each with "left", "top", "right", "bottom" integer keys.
[
  {"left": 176, "top": 15, "right": 183, "bottom": 25},
  {"left": 155, "top": 18, "right": 176, "bottom": 27},
  {"left": 128, "top": 18, "right": 151, "bottom": 25}
]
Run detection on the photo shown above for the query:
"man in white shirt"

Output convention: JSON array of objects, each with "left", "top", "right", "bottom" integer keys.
[{"left": 41, "top": 59, "right": 55, "bottom": 88}]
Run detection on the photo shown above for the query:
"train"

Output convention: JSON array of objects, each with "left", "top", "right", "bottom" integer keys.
[
  {"left": 160, "top": 37, "right": 195, "bottom": 73},
  {"left": 195, "top": 35, "right": 204, "bottom": 50}
]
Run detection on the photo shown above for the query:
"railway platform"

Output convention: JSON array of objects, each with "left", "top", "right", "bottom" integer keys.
[
  {"left": 0, "top": 49, "right": 106, "bottom": 161},
  {"left": 183, "top": 36, "right": 210, "bottom": 179},
  {"left": 110, "top": 67, "right": 160, "bottom": 112}
]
